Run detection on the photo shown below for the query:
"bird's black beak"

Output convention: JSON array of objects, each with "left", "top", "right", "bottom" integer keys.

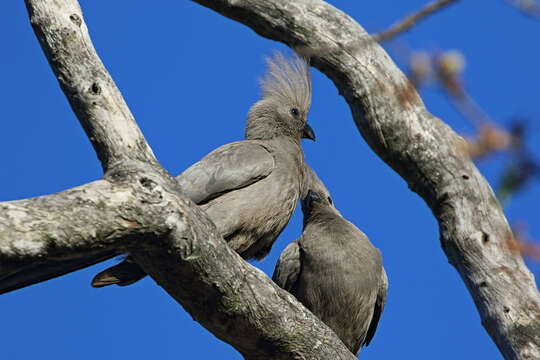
[
  {"left": 302, "top": 189, "right": 322, "bottom": 209},
  {"left": 302, "top": 123, "right": 316, "bottom": 141}
]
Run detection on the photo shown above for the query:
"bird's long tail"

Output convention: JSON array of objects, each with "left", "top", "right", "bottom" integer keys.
[{"left": 91, "top": 257, "right": 147, "bottom": 288}]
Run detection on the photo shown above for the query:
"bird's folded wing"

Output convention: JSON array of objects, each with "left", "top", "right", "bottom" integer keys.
[
  {"left": 272, "top": 240, "right": 301, "bottom": 292},
  {"left": 176, "top": 141, "right": 275, "bottom": 204},
  {"left": 364, "top": 266, "right": 388, "bottom": 346},
  {"left": 0, "top": 143, "right": 275, "bottom": 295}
]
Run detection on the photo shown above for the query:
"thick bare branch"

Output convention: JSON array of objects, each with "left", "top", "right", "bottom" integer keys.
[
  {"left": 24, "top": 0, "right": 156, "bottom": 171},
  {"left": 373, "top": 0, "right": 461, "bottom": 42},
  {"left": 0, "top": 162, "right": 173, "bottom": 293},
  {"left": 191, "top": 0, "right": 540, "bottom": 358},
  {"left": 0, "top": 180, "right": 138, "bottom": 269}
]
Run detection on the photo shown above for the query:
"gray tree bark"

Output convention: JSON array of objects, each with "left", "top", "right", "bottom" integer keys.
[{"left": 1, "top": 0, "right": 538, "bottom": 359}]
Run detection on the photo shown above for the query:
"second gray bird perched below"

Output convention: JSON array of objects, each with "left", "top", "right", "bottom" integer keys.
[
  {"left": 90, "top": 51, "right": 315, "bottom": 287},
  {"left": 273, "top": 170, "right": 388, "bottom": 356}
]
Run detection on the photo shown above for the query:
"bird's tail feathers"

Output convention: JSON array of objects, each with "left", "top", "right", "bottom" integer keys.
[{"left": 91, "top": 259, "right": 146, "bottom": 288}]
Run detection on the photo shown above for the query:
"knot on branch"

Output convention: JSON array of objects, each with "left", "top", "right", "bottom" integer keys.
[
  {"left": 69, "top": 14, "right": 81, "bottom": 27},
  {"left": 89, "top": 82, "right": 101, "bottom": 95},
  {"left": 139, "top": 177, "right": 157, "bottom": 191}
]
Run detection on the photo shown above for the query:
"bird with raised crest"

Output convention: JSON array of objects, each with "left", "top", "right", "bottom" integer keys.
[{"left": 0, "top": 51, "right": 316, "bottom": 293}]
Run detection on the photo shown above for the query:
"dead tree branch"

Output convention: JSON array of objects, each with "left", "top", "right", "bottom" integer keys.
[{"left": 191, "top": 0, "right": 540, "bottom": 358}]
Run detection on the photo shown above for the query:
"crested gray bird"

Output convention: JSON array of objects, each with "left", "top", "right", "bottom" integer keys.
[
  {"left": 91, "top": 52, "right": 315, "bottom": 287},
  {"left": 0, "top": 51, "right": 315, "bottom": 294},
  {"left": 272, "top": 170, "right": 387, "bottom": 355}
]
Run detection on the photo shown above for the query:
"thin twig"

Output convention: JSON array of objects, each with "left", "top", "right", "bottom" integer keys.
[{"left": 374, "top": 0, "right": 460, "bottom": 42}]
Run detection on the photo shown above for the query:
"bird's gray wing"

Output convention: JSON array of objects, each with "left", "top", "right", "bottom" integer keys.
[
  {"left": 364, "top": 266, "right": 388, "bottom": 346},
  {"left": 90, "top": 142, "right": 276, "bottom": 289},
  {"left": 176, "top": 141, "right": 275, "bottom": 204},
  {"left": 272, "top": 240, "right": 301, "bottom": 292},
  {"left": 0, "top": 249, "right": 118, "bottom": 295},
  {"left": 0, "top": 142, "right": 274, "bottom": 295}
]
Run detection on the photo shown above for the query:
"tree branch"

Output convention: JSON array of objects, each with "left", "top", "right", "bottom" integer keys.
[
  {"left": 0, "top": 166, "right": 169, "bottom": 293},
  {"left": 25, "top": 0, "right": 157, "bottom": 171},
  {"left": 373, "top": 0, "right": 461, "bottom": 42},
  {"left": 0, "top": 179, "right": 139, "bottom": 270},
  {"left": 190, "top": 0, "right": 540, "bottom": 358}
]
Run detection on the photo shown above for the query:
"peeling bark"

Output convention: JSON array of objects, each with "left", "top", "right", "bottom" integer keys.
[{"left": 190, "top": 0, "right": 540, "bottom": 359}]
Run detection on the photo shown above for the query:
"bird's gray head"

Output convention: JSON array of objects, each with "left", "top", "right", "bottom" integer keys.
[
  {"left": 301, "top": 189, "right": 334, "bottom": 213},
  {"left": 245, "top": 51, "right": 315, "bottom": 141},
  {"left": 301, "top": 167, "right": 336, "bottom": 217}
]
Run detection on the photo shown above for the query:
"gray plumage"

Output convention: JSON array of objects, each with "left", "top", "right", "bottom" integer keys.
[
  {"left": 272, "top": 170, "right": 387, "bottom": 355},
  {"left": 0, "top": 51, "right": 315, "bottom": 294}
]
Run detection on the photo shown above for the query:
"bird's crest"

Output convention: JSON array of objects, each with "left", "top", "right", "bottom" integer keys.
[{"left": 260, "top": 51, "right": 312, "bottom": 113}]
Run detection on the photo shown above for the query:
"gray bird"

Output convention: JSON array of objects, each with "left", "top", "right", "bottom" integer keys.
[
  {"left": 272, "top": 170, "right": 387, "bottom": 355},
  {"left": 90, "top": 52, "right": 316, "bottom": 287},
  {"left": 0, "top": 51, "right": 315, "bottom": 294}
]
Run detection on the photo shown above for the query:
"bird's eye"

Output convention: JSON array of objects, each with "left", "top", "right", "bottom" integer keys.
[
  {"left": 290, "top": 107, "right": 300, "bottom": 117},
  {"left": 328, "top": 196, "right": 333, "bottom": 205}
]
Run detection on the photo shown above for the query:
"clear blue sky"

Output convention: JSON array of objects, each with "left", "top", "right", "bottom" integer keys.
[{"left": 1, "top": 1, "right": 539, "bottom": 359}]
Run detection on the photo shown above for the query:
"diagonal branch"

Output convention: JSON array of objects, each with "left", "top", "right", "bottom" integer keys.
[
  {"left": 0, "top": 174, "right": 159, "bottom": 293},
  {"left": 0, "top": 180, "right": 138, "bottom": 270},
  {"left": 373, "top": 0, "right": 461, "bottom": 42},
  {"left": 191, "top": 0, "right": 540, "bottom": 359},
  {"left": 25, "top": 0, "right": 156, "bottom": 171}
]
